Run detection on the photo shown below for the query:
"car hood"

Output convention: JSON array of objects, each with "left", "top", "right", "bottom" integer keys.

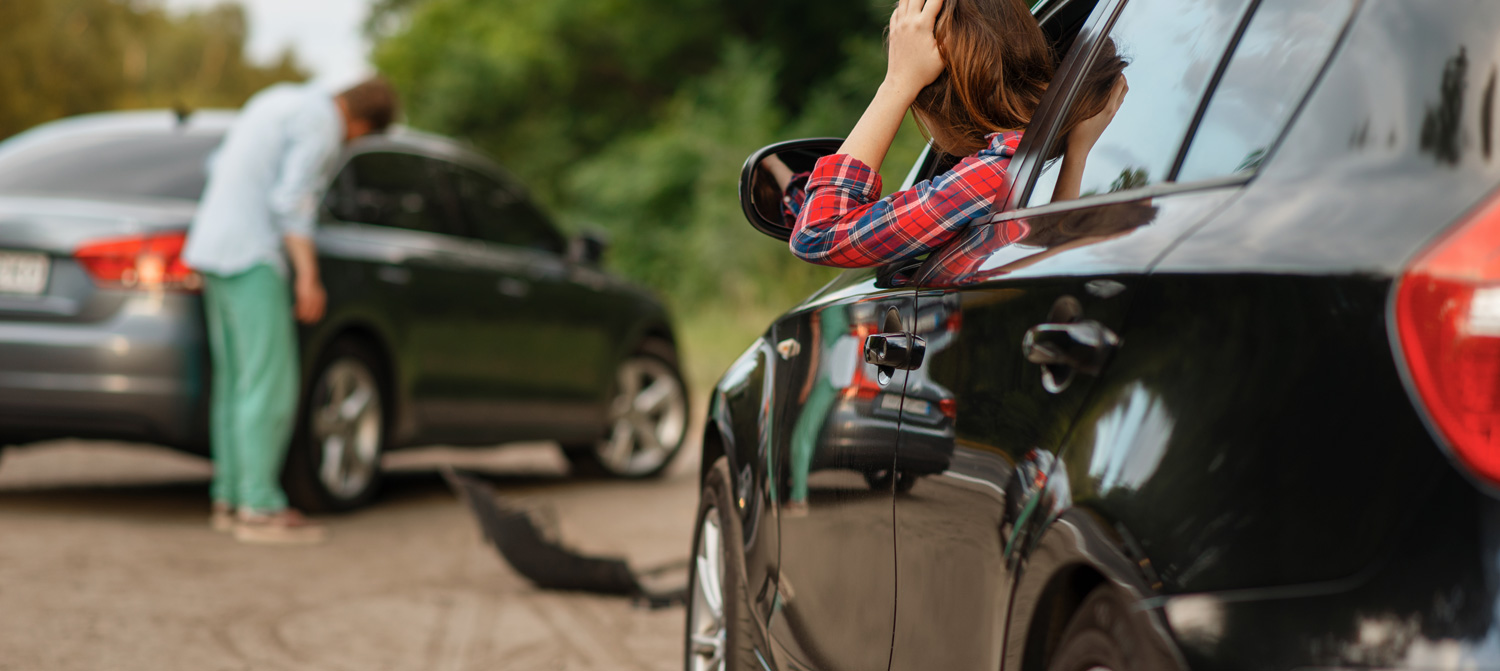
[{"left": 0, "top": 194, "right": 197, "bottom": 254}]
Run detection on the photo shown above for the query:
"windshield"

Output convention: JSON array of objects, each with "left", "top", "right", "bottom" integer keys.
[{"left": 0, "top": 132, "right": 222, "bottom": 201}]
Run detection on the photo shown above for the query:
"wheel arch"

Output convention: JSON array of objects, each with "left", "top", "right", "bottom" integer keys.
[
  {"left": 640, "top": 320, "right": 677, "bottom": 351},
  {"left": 1008, "top": 509, "right": 1188, "bottom": 671},
  {"left": 302, "top": 319, "right": 410, "bottom": 447},
  {"left": 700, "top": 416, "right": 729, "bottom": 485},
  {"left": 1019, "top": 562, "right": 1108, "bottom": 671}
]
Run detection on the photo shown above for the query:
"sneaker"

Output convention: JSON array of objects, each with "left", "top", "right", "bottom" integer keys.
[
  {"left": 233, "top": 509, "right": 327, "bottom": 545},
  {"left": 210, "top": 502, "right": 236, "bottom": 533}
]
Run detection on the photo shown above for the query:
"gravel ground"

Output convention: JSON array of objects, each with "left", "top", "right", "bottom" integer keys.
[{"left": 0, "top": 439, "right": 701, "bottom": 671}]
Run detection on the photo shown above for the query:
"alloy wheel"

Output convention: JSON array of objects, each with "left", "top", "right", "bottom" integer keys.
[
  {"left": 688, "top": 505, "right": 728, "bottom": 671},
  {"left": 596, "top": 356, "right": 687, "bottom": 476},
  {"left": 310, "top": 357, "right": 383, "bottom": 500}
]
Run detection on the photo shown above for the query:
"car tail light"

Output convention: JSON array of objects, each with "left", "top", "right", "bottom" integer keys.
[
  {"left": 844, "top": 364, "right": 883, "bottom": 401},
  {"left": 74, "top": 232, "right": 200, "bottom": 291},
  {"left": 1395, "top": 189, "right": 1500, "bottom": 485},
  {"left": 938, "top": 398, "right": 958, "bottom": 419}
]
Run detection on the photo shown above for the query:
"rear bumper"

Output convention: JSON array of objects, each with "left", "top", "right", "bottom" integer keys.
[{"left": 0, "top": 292, "right": 208, "bottom": 451}]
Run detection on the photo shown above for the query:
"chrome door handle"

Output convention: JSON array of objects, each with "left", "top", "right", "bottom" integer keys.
[
  {"left": 864, "top": 333, "right": 926, "bottom": 371},
  {"left": 1022, "top": 320, "right": 1119, "bottom": 376},
  {"left": 497, "top": 277, "right": 531, "bottom": 298},
  {"left": 376, "top": 265, "right": 411, "bottom": 285}
]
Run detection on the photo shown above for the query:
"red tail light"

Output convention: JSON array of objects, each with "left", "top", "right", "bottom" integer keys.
[
  {"left": 74, "top": 232, "right": 199, "bottom": 291},
  {"left": 938, "top": 398, "right": 958, "bottom": 419},
  {"left": 1395, "top": 190, "right": 1500, "bottom": 485}
]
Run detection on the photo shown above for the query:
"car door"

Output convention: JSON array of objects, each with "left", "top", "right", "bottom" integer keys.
[
  {"left": 322, "top": 149, "right": 490, "bottom": 439},
  {"left": 762, "top": 269, "right": 914, "bottom": 671},
  {"left": 884, "top": 0, "right": 1305, "bottom": 667},
  {"left": 997, "top": 1, "right": 1363, "bottom": 664},
  {"left": 446, "top": 162, "right": 613, "bottom": 436}
]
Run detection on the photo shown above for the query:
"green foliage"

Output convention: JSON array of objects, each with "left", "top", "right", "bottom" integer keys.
[
  {"left": 0, "top": 0, "right": 306, "bottom": 140},
  {"left": 373, "top": 0, "right": 930, "bottom": 317},
  {"left": 1109, "top": 166, "right": 1149, "bottom": 192}
]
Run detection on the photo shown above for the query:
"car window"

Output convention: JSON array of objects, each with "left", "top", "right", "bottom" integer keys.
[
  {"left": 334, "top": 152, "right": 457, "bottom": 235},
  {"left": 448, "top": 164, "right": 566, "bottom": 254},
  {"left": 503, "top": 197, "right": 566, "bottom": 255},
  {"left": 0, "top": 133, "right": 220, "bottom": 201},
  {"left": 1027, "top": 0, "right": 1255, "bottom": 206},
  {"left": 1175, "top": 0, "right": 1355, "bottom": 181}
]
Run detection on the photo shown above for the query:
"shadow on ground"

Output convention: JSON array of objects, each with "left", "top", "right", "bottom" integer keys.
[{"left": 0, "top": 441, "right": 609, "bottom": 525}]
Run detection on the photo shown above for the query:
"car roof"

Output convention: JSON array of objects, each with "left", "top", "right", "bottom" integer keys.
[
  {"left": 0, "top": 108, "right": 509, "bottom": 181},
  {"left": 1, "top": 109, "right": 481, "bottom": 161}
]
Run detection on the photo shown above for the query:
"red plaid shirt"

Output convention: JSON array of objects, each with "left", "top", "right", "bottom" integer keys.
[
  {"left": 790, "top": 131, "right": 1024, "bottom": 268},
  {"left": 914, "top": 218, "right": 1032, "bottom": 286}
]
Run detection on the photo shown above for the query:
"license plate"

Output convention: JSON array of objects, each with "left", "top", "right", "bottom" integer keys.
[
  {"left": 0, "top": 251, "right": 49, "bottom": 295},
  {"left": 879, "top": 394, "right": 931, "bottom": 416}
]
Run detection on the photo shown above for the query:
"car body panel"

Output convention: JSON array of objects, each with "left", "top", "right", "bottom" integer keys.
[
  {"left": 891, "top": 186, "right": 1238, "bottom": 670},
  {"left": 705, "top": 0, "right": 1500, "bottom": 669},
  {"left": 762, "top": 280, "right": 913, "bottom": 671}
]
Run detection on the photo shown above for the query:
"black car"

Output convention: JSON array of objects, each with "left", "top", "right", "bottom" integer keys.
[
  {"left": 0, "top": 111, "right": 688, "bottom": 511},
  {"left": 686, "top": 0, "right": 1500, "bottom": 669}
]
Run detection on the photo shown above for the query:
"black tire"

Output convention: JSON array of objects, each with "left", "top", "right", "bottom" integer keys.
[
  {"left": 864, "top": 468, "right": 918, "bottom": 493},
  {"left": 564, "top": 338, "right": 688, "bottom": 479},
  {"left": 283, "top": 338, "right": 390, "bottom": 513},
  {"left": 1045, "top": 587, "right": 1160, "bottom": 671},
  {"left": 683, "top": 458, "right": 759, "bottom": 671}
]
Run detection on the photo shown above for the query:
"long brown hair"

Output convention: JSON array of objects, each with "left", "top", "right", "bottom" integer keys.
[
  {"left": 911, "top": 0, "right": 1128, "bottom": 159},
  {"left": 912, "top": 0, "right": 1054, "bottom": 157}
]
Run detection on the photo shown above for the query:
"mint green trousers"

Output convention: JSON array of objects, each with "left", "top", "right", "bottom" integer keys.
[{"left": 202, "top": 265, "right": 298, "bottom": 513}]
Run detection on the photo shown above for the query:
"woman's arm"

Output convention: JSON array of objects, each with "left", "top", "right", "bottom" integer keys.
[
  {"left": 1053, "top": 75, "right": 1128, "bottom": 202},
  {"left": 838, "top": 0, "right": 947, "bottom": 172},
  {"left": 761, "top": 155, "right": 796, "bottom": 191}
]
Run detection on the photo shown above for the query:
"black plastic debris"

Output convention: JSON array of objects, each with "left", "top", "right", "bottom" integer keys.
[{"left": 442, "top": 467, "right": 687, "bottom": 609}]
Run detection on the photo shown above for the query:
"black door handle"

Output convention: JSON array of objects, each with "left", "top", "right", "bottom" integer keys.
[
  {"left": 864, "top": 333, "right": 927, "bottom": 371},
  {"left": 1022, "top": 320, "right": 1119, "bottom": 376}
]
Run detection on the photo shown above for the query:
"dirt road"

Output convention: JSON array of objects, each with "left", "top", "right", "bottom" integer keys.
[{"left": 0, "top": 440, "right": 701, "bottom": 671}]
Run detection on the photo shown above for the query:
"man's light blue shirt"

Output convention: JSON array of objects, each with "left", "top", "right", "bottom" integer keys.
[{"left": 184, "top": 83, "right": 344, "bottom": 277}]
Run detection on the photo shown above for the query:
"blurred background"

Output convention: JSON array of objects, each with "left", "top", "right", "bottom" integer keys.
[{"left": 0, "top": 0, "right": 932, "bottom": 395}]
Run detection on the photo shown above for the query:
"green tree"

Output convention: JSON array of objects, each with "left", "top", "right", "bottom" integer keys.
[
  {"left": 371, "top": 0, "right": 925, "bottom": 306},
  {"left": 0, "top": 0, "right": 305, "bottom": 140},
  {"left": 372, "top": 0, "right": 936, "bottom": 386}
]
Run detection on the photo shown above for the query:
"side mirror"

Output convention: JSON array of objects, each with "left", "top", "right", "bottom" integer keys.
[
  {"left": 738, "top": 138, "right": 844, "bottom": 241},
  {"left": 568, "top": 230, "right": 609, "bottom": 266}
]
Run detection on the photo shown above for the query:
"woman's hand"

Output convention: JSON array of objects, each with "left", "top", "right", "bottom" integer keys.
[
  {"left": 885, "top": 0, "right": 947, "bottom": 93},
  {"left": 1068, "top": 74, "right": 1129, "bottom": 153},
  {"left": 832, "top": 0, "right": 946, "bottom": 172},
  {"left": 1053, "top": 75, "right": 1128, "bottom": 202}
]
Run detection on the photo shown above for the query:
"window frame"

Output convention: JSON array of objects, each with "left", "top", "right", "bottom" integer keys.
[
  {"left": 988, "top": 0, "right": 1355, "bottom": 221},
  {"left": 422, "top": 149, "right": 567, "bottom": 255},
  {"left": 885, "top": 0, "right": 1356, "bottom": 285},
  {"left": 324, "top": 145, "right": 467, "bottom": 238},
  {"left": 1014, "top": 0, "right": 1263, "bottom": 211}
]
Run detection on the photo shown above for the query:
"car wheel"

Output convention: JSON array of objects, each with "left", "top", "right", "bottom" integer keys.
[
  {"left": 564, "top": 339, "right": 688, "bottom": 479},
  {"left": 284, "top": 338, "right": 388, "bottom": 513},
  {"left": 864, "top": 468, "right": 918, "bottom": 493},
  {"left": 684, "top": 458, "right": 758, "bottom": 671},
  {"left": 1045, "top": 587, "right": 1154, "bottom": 671}
]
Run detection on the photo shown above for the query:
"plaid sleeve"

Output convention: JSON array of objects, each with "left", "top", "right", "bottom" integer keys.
[
  {"left": 780, "top": 171, "right": 812, "bottom": 224},
  {"left": 917, "top": 218, "right": 1032, "bottom": 286},
  {"left": 789, "top": 131, "right": 1023, "bottom": 268}
]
